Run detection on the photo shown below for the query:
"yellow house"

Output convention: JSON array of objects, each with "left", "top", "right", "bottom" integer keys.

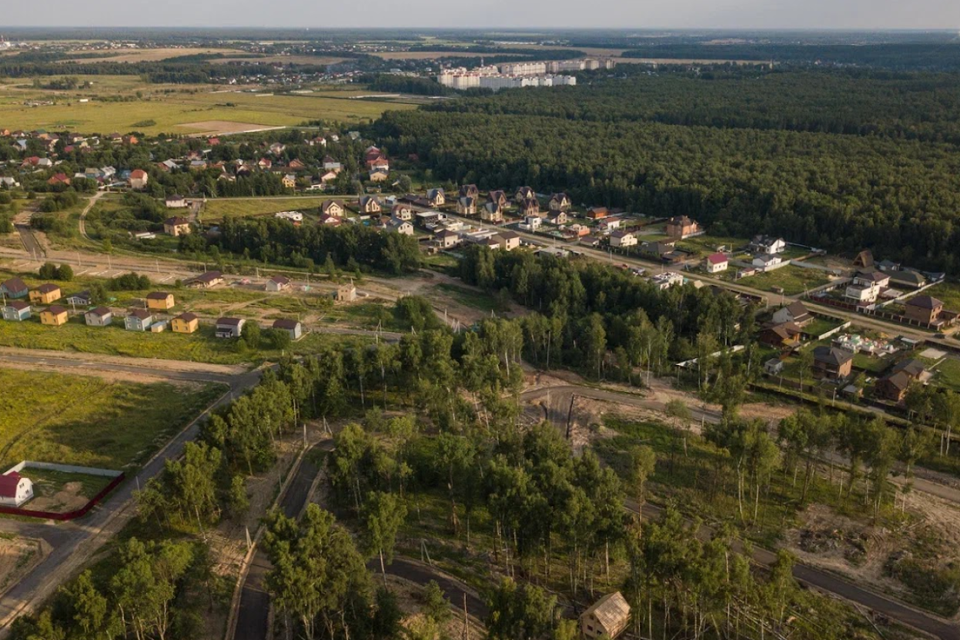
[
  {"left": 172, "top": 312, "right": 199, "bottom": 334},
  {"left": 282, "top": 174, "right": 297, "bottom": 189},
  {"left": 40, "top": 305, "right": 69, "bottom": 326},
  {"left": 29, "top": 283, "right": 61, "bottom": 305},
  {"left": 146, "top": 292, "right": 175, "bottom": 311}
]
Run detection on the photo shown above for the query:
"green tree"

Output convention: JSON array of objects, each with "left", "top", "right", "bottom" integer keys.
[{"left": 362, "top": 490, "right": 408, "bottom": 579}]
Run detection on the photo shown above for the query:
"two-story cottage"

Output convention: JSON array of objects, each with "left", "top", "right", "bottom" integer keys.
[
  {"left": 125, "top": 309, "right": 154, "bottom": 332},
  {"left": 40, "top": 305, "right": 69, "bottom": 327},
  {"left": 2, "top": 301, "right": 30, "bottom": 322},
  {"left": 145, "top": 292, "right": 175, "bottom": 311},
  {"left": 84, "top": 307, "right": 113, "bottom": 327},
  {"left": 29, "top": 284, "right": 61, "bottom": 305},
  {"left": 163, "top": 216, "right": 191, "bottom": 237},
  {"left": 172, "top": 313, "right": 199, "bottom": 334},
  {"left": 0, "top": 278, "right": 29, "bottom": 299},
  {"left": 321, "top": 200, "right": 345, "bottom": 218}
]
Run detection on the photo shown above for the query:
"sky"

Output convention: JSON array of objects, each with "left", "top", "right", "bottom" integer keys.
[{"left": 3, "top": 0, "right": 960, "bottom": 30}]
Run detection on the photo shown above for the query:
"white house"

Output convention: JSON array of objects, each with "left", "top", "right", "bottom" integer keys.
[
  {"left": 499, "top": 231, "right": 522, "bottom": 251},
  {"left": 84, "top": 307, "right": 113, "bottom": 327},
  {"left": 165, "top": 195, "right": 187, "bottom": 209},
  {"left": 434, "top": 229, "right": 460, "bottom": 249},
  {"left": 216, "top": 317, "right": 245, "bottom": 338},
  {"left": 705, "top": 253, "right": 728, "bottom": 273},
  {"left": 272, "top": 318, "right": 303, "bottom": 341},
  {"left": 750, "top": 235, "right": 786, "bottom": 255},
  {"left": 2, "top": 301, "right": 30, "bottom": 322},
  {"left": 845, "top": 270, "right": 890, "bottom": 304},
  {"left": 266, "top": 276, "right": 291, "bottom": 292},
  {"left": 609, "top": 231, "right": 637, "bottom": 248},
  {"left": 752, "top": 254, "right": 783, "bottom": 271},
  {"left": 0, "top": 471, "right": 34, "bottom": 507},
  {"left": 387, "top": 219, "right": 415, "bottom": 236},
  {"left": 650, "top": 272, "right": 684, "bottom": 290}
]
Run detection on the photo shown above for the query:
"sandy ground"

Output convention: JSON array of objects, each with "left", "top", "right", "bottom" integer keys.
[
  {"left": 175, "top": 121, "right": 287, "bottom": 136},
  {"left": 27, "top": 481, "right": 88, "bottom": 513},
  {"left": 0, "top": 537, "right": 47, "bottom": 596},
  {"left": 0, "top": 358, "right": 213, "bottom": 387}
]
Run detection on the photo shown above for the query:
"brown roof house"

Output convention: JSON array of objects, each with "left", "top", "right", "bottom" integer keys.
[
  {"left": 580, "top": 592, "right": 630, "bottom": 640},
  {"left": 771, "top": 301, "right": 813, "bottom": 327},
  {"left": 272, "top": 318, "right": 303, "bottom": 341},
  {"left": 666, "top": 215, "right": 701, "bottom": 239},
  {"left": 163, "top": 216, "right": 191, "bottom": 237},
  {"left": 812, "top": 346, "right": 854, "bottom": 380},
  {"left": 29, "top": 283, "right": 61, "bottom": 305},
  {"left": 876, "top": 360, "right": 926, "bottom": 403},
  {"left": 904, "top": 295, "right": 944, "bottom": 326},
  {"left": 759, "top": 322, "right": 802, "bottom": 349}
]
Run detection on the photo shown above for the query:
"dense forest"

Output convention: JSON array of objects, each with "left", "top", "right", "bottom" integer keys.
[{"left": 373, "top": 69, "right": 960, "bottom": 270}]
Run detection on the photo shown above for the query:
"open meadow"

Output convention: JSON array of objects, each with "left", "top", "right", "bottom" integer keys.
[{"left": 0, "top": 367, "right": 222, "bottom": 469}]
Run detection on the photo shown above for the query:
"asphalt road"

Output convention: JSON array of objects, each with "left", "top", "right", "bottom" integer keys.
[
  {"left": 527, "top": 382, "right": 960, "bottom": 640},
  {"left": 0, "top": 358, "right": 262, "bottom": 636}
]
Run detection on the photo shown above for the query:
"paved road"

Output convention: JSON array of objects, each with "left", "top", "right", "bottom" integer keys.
[
  {"left": 0, "top": 358, "right": 262, "bottom": 636},
  {"left": 527, "top": 382, "right": 960, "bottom": 640}
]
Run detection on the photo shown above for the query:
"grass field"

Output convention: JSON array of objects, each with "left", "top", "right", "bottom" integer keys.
[
  {"left": 200, "top": 196, "right": 340, "bottom": 221},
  {"left": 921, "top": 282, "right": 960, "bottom": 312},
  {"left": 65, "top": 47, "right": 247, "bottom": 64},
  {"left": 739, "top": 265, "right": 832, "bottom": 296},
  {"left": 0, "top": 367, "right": 222, "bottom": 469}
]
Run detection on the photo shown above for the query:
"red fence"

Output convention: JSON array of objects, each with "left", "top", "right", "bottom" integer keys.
[{"left": 0, "top": 473, "right": 125, "bottom": 521}]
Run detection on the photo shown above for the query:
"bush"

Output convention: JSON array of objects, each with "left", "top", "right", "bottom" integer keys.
[{"left": 108, "top": 272, "right": 151, "bottom": 291}]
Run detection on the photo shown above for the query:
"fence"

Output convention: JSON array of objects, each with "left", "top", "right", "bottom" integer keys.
[{"left": 0, "top": 473, "right": 125, "bottom": 521}]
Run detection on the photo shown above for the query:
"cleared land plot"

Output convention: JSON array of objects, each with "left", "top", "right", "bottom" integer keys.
[
  {"left": 175, "top": 121, "right": 285, "bottom": 136},
  {"left": 201, "top": 196, "right": 339, "bottom": 221},
  {"left": 65, "top": 47, "right": 247, "bottom": 64},
  {"left": 738, "top": 265, "right": 832, "bottom": 296},
  {"left": 0, "top": 367, "right": 222, "bottom": 469},
  {"left": 20, "top": 467, "right": 116, "bottom": 513}
]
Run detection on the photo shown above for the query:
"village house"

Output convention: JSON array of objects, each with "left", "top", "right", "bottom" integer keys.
[
  {"left": 888, "top": 269, "right": 927, "bottom": 289},
  {"left": 47, "top": 173, "right": 71, "bottom": 187},
  {"left": 272, "top": 318, "right": 303, "bottom": 341},
  {"left": 845, "top": 270, "right": 890, "bottom": 304},
  {"left": 488, "top": 190, "right": 509, "bottom": 210},
  {"left": 759, "top": 322, "right": 802, "bottom": 349},
  {"left": 499, "top": 231, "right": 522, "bottom": 251},
  {"left": 609, "top": 230, "right": 637, "bottom": 248},
  {"left": 586, "top": 206, "right": 609, "bottom": 220},
  {"left": 386, "top": 219, "right": 415, "bottom": 236},
  {"left": 427, "top": 188, "right": 446, "bottom": 207},
  {"left": 459, "top": 184, "right": 479, "bottom": 199},
  {"left": 359, "top": 196, "right": 382, "bottom": 215},
  {"left": 187, "top": 271, "right": 224, "bottom": 289},
  {"left": 275, "top": 211, "right": 303, "bottom": 225},
  {"left": 520, "top": 214, "right": 542, "bottom": 232},
  {"left": 547, "top": 211, "right": 568, "bottom": 226},
  {"left": 145, "top": 292, "right": 175, "bottom": 311},
  {"left": 434, "top": 229, "right": 460, "bottom": 250},
  {"left": 40, "top": 305, "right": 69, "bottom": 327},
  {"left": 764, "top": 358, "right": 785, "bottom": 376},
  {"left": 65, "top": 291, "right": 91, "bottom": 307},
  {"left": 457, "top": 196, "right": 477, "bottom": 215},
  {"left": 548, "top": 192, "right": 572, "bottom": 212},
  {"left": 172, "top": 312, "right": 199, "bottom": 334},
  {"left": 165, "top": 195, "right": 187, "bottom": 209},
  {"left": 772, "top": 301, "right": 813, "bottom": 327},
  {"left": 29, "top": 284, "right": 61, "bottom": 305},
  {"left": 2, "top": 301, "right": 30, "bottom": 322},
  {"left": 597, "top": 217, "right": 621, "bottom": 232},
  {"left": 752, "top": 254, "right": 783, "bottom": 272},
  {"left": 319, "top": 214, "right": 342, "bottom": 226},
  {"left": 515, "top": 186, "right": 536, "bottom": 203},
  {"left": 369, "top": 168, "right": 389, "bottom": 182},
  {"left": 705, "top": 253, "right": 728, "bottom": 273},
  {"left": 876, "top": 360, "right": 926, "bottom": 403},
  {"left": 84, "top": 307, "right": 112, "bottom": 327},
  {"left": 323, "top": 156, "right": 341, "bottom": 172},
  {"left": 336, "top": 283, "right": 357, "bottom": 303},
  {"left": 0, "top": 278, "right": 29, "bottom": 300},
  {"left": 854, "top": 249, "right": 874, "bottom": 268},
  {"left": 580, "top": 592, "right": 630, "bottom": 640},
  {"left": 482, "top": 202, "right": 504, "bottom": 223},
  {"left": 321, "top": 200, "right": 345, "bottom": 217},
  {"left": 282, "top": 174, "right": 297, "bottom": 189},
  {"left": 392, "top": 204, "right": 413, "bottom": 221},
  {"left": 666, "top": 215, "right": 702, "bottom": 239},
  {"left": 904, "top": 295, "right": 945, "bottom": 325},
  {"left": 266, "top": 276, "right": 291, "bottom": 292},
  {"left": 812, "top": 346, "right": 854, "bottom": 380},
  {"left": 128, "top": 169, "right": 149, "bottom": 190},
  {"left": 163, "top": 216, "right": 191, "bottom": 237},
  {"left": 215, "top": 317, "right": 245, "bottom": 339},
  {"left": 520, "top": 198, "right": 540, "bottom": 217},
  {"left": 125, "top": 309, "right": 154, "bottom": 332},
  {"left": 749, "top": 235, "right": 786, "bottom": 255},
  {"left": 258, "top": 158, "right": 273, "bottom": 170},
  {"left": 0, "top": 471, "right": 34, "bottom": 507}
]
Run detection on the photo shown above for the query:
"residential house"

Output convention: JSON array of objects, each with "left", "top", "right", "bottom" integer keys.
[
  {"left": 2, "top": 301, "right": 30, "bottom": 322},
  {"left": 845, "top": 270, "right": 891, "bottom": 304},
  {"left": 580, "top": 592, "right": 630, "bottom": 640},
  {"left": 457, "top": 196, "right": 477, "bottom": 215},
  {"left": 186, "top": 271, "right": 224, "bottom": 289},
  {"left": 0, "top": 278, "right": 30, "bottom": 300},
  {"left": 876, "top": 360, "right": 926, "bottom": 403},
  {"left": 759, "top": 322, "right": 802, "bottom": 349},
  {"left": 275, "top": 211, "right": 303, "bottom": 225},
  {"left": 609, "top": 230, "right": 637, "bottom": 248},
  {"left": 321, "top": 200, "right": 345, "bottom": 217},
  {"left": 172, "top": 313, "right": 199, "bottom": 334},
  {"left": 586, "top": 207, "right": 608, "bottom": 220},
  {"left": 215, "top": 317, "right": 245, "bottom": 338},
  {"left": 520, "top": 215, "right": 542, "bottom": 232},
  {"left": 29, "top": 284, "right": 61, "bottom": 305},
  {"left": 369, "top": 168, "right": 389, "bottom": 182},
  {"left": 515, "top": 187, "right": 535, "bottom": 203},
  {"left": 336, "top": 284, "right": 357, "bottom": 303},
  {"left": 282, "top": 174, "right": 297, "bottom": 189},
  {"left": 266, "top": 276, "right": 291, "bottom": 292},
  {"left": 666, "top": 215, "right": 702, "bottom": 239},
  {"left": 427, "top": 188, "right": 446, "bottom": 207},
  {"left": 0, "top": 472, "right": 34, "bottom": 508},
  {"left": 459, "top": 184, "right": 479, "bottom": 199},
  {"left": 158, "top": 159, "right": 179, "bottom": 172},
  {"left": 128, "top": 169, "right": 148, "bottom": 189},
  {"left": 764, "top": 358, "right": 785, "bottom": 376},
  {"left": 597, "top": 217, "right": 621, "bottom": 232},
  {"left": 387, "top": 219, "right": 415, "bottom": 236},
  {"left": 639, "top": 241, "right": 675, "bottom": 260},
  {"left": 481, "top": 202, "right": 504, "bottom": 223},
  {"left": 888, "top": 269, "right": 926, "bottom": 289},
  {"left": 705, "top": 253, "right": 728, "bottom": 273},
  {"left": 318, "top": 214, "right": 342, "bottom": 226},
  {"left": 812, "top": 346, "right": 854, "bottom": 380},
  {"left": 434, "top": 229, "right": 460, "bottom": 250},
  {"left": 163, "top": 216, "right": 191, "bottom": 237},
  {"left": 391, "top": 204, "right": 413, "bottom": 221},
  {"left": 520, "top": 198, "right": 540, "bottom": 217},
  {"left": 359, "top": 196, "right": 381, "bottom": 215},
  {"left": 499, "top": 231, "right": 521, "bottom": 251},
  {"left": 165, "top": 195, "right": 187, "bottom": 209},
  {"left": 124, "top": 309, "right": 154, "bottom": 332},
  {"left": 650, "top": 272, "right": 685, "bottom": 290},
  {"left": 548, "top": 193, "right": 571, "bottom": 212},
  {"left": 854, "top": 249, "right": 874, "bottom": 268},
  {"left": 47, "top": 173, "right": 71, "bottom": 187},
  {"left": 84, "top": 307, "right": 112, "bottom": 327},
  {"left": 272, "top": 318, "right": 303, "bottom": 341},
  {"left": 904, "top": 295, "right": 944, "bottom": 325},
  {"left": 65, "top": 291, "right": 91, "bottom": 307},
  {"left": 258, "top": 158, "right": 273, "bottom": 170},
  {"left": 752, "top": 254, "right": 783, "bottom": 271},
  {"left": 323, "top": 156, "right": 341, "bottom": 172},
  {"left": 547, "top": 211, "right": 568, "bottom": 226},
  {"left": 145, "top": 292, "right": 175, "bottom": 311},
  {"left": 488, "top": 190, "right": 508, "bottom": 210},
  {"left": 40, "top": 305, "right": 69, "bottom": 326},
  {"left": 771, "top": 301, "right": 813, "bottom": 327},
  {"left": 749, "top": 235, "right": 786, "bottom": 255}
]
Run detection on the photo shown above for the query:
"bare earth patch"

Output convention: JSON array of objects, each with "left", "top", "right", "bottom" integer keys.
[
  {"left": 27, "top": 481, "right": 89, "bottom": 513},
  {"left": 0, "top": 537, "right": 47, "bottom": 595},
  {"left": 174, "top": 120, "right": 288, "bottom": 136}
]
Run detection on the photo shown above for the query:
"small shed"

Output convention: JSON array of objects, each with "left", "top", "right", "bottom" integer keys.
[
  {"left": 272, "top": 318, "right": 303, "bottom": 341},
  {"left": 0, "top": 471, "right": 34, "bottom": 507},
  {"left": 216, "top": 317, "right": 245, "bottom": 339},
  {"left": 336, "top": 284, "right": 357, "bottom": 303}
]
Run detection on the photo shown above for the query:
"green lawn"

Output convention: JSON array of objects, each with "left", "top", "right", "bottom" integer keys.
[
  {"left": 200, "top": 196, "right": 342, "bottom": 222},
  {"left": 0, "top": 367, "right": 223, "bottom": 469},
  {"left": 933, "top": 357, "right": 960, "bottom": 391},
  {"left": 739, "top": 265, "right": 832, "bottom": 296},
  {"left": 923, "top": 281, "right": 960, "bottom": 313},
  {"left": 803, "top": 317, "right": 843, "bottom": 338}
]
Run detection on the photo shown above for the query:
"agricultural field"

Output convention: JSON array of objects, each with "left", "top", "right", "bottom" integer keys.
[
  {"left": 64, "top": 47, "right": 247, "bottom": 64},
  {"left": 0, "top": 367, "right": 222, "bottom": 469},
  {"left": 738, "top": 265, "right": 834, "bottom": 296}
]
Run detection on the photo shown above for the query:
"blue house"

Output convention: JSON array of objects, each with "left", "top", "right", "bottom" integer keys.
[
  {"left": 0, "top": 277, "right": 29, "bottom": 300},
  {"left": 2, "top": 301, "right": 30, "bottom": 322},
  {"left": 124, "top": 309, "right": 154, "bottom": 332}
]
